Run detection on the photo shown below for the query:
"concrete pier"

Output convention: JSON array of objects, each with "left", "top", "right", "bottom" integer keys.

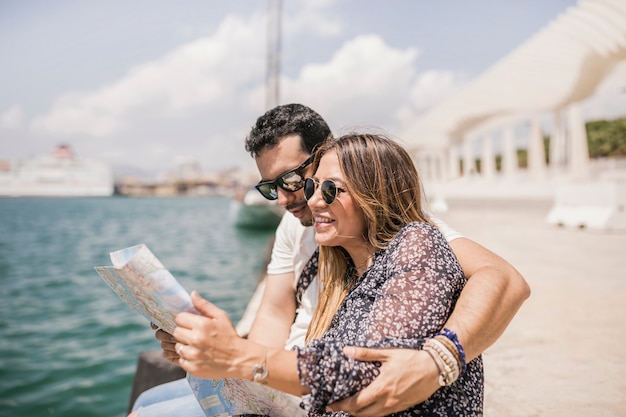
[{"left": 438, "top": 198, "right": 626, "bottom": 416}]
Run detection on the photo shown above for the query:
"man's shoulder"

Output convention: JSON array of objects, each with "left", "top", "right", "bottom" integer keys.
[
  {"left": 390, "top": 221, "right": 442, "bottom": 248},
  {"left": 275, "top": 212, "right": 310, "bottom": 245}
]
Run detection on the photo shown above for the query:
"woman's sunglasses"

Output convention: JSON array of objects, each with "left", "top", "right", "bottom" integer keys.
[
  {"left": 254, "top": 155, "right": 314, "bottom": 200},
  {"left": 303, "top": 178, "right": 346, "bottom": 205}
]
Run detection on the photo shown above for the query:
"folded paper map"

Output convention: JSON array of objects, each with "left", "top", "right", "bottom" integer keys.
[
  {"left": 188, "top": 375, "right": 305, "bottom": 417},
  {"left": 94, "top": 243, "right": 198, "bottom": 334},
  {"left": 95, "top": 244, "right": 306, "bottom": 417}
]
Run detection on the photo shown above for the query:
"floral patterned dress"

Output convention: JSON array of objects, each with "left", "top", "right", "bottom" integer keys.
[{"left": 295, "top": 222, "right": 484, "bottom": 416}]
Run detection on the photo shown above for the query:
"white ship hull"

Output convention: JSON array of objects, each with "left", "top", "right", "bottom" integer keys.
[
  {"left": 0, "top": 145, "right": 114, "bottom": 197},
  {"left": 0, "top": 182, "right": 114, "bottom": 197}
]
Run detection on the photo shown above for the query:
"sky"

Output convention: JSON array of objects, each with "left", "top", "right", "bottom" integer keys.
[{"left": 1, "top": 0, "right": 624, "bottom": 179}]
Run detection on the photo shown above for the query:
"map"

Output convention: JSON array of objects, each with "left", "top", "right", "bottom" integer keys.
[
  {"left": 95, "top": 244, "right": 305, "bottom": 417},
  {"left": 94, "top": 244, "right": 198, "bottom": 333},
  {"left": 188, "top": 374, "right": 305, "bottom": 417}
]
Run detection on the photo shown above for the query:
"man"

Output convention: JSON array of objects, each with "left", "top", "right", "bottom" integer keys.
[{"left": 131, "top": 103, "right": 529, "bottom": 417}]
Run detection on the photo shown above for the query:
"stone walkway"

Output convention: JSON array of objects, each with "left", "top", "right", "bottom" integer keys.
[{"left": 436, "top": 198, "right": 626, "bottom": 417}]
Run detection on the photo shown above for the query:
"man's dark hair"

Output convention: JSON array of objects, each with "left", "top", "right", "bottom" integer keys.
[{"left": 245, "top": 103, "right": 332, "bottom": 157}]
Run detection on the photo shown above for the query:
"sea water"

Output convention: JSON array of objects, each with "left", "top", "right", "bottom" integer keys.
[{"left": 0, "top": 197, "right": 275, "bottom": 417}]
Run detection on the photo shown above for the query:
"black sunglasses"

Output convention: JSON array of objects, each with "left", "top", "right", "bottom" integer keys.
[
  {"left": 254, "top": 155, "right": 314, "bottom": 200},
  {"left": 303, "top": 178, "right": 346, "bottom": 205}
]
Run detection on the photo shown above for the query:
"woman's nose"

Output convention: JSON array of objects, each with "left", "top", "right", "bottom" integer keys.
[{"left": 306, "top": 187, "right": 326, "bottom": 208}]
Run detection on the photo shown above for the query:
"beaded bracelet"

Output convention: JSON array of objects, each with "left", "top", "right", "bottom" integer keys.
[
  {"left": 429, "top": 339, "right": 457, "bottom": 369},
  {"left": 434, "top": 335, "right": 461, "bottom": 368},
  {"left": 423, "top": 347, "right": 445, "bottom": 386},
  {"left": 437, "top": 328, "right": 467, "bottom": 375},
  {"left": 423, "top": 338, "right": 459, "bottom": 386}
]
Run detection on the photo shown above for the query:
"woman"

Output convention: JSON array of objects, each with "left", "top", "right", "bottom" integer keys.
[{"left": 173, "top": 133, "right": 483, "bottom": 416}]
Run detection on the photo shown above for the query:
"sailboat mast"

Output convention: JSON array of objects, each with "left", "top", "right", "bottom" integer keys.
[{"left": 266, "top": 0, "right": 281, "bottom": 110}]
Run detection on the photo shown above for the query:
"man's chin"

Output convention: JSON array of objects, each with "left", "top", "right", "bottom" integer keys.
[
  {"left": 288, "top": 205, "right": 313, "bottom": 226},
  {"left": 300, "top": 217, "right": 314, "bottom": 227}
]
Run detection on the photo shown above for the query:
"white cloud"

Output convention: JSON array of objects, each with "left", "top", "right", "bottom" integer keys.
[
  {"left": 409, "top": 70, "right": 467, "bottom": 111},
  {"left": 281, "top": 35, "right": 418, "bottom": 124},
  {"left": 280, "top": 33, "right": 467, "bottom": 136},
  {"left": 393, "top": 69, "right": 468, "bottom": 131},
  {"left": 30, "top": 13, "right": 266, "bottom": 137},
  {"left": 0, "top": 105, "right": 24, "bottom": 130},
  {"left": 18, "top": 8, "right": 471, "bottom": 173},
  {"left": 284, "top": 0, "right": 343, "bottom": 38}
]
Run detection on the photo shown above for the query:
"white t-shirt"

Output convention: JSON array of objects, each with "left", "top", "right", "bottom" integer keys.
[{"left": 266, "top": 212, "right": 462, "bottom": 349}]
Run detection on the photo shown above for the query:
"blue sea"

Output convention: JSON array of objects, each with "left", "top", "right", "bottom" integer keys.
[{"left": 0, "top": 197, "right": 276, "bottom": 417}]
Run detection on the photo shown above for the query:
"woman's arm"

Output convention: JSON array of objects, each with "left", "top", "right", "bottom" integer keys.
[
  {"left": 174, "top": 224, "right": 468, "bottom": 412},
  {"left": 173, "top": 291, "right": 307, "bottom": 396}
]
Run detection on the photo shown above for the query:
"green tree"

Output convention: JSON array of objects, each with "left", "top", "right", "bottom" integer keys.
[
  {"left": 460, "top": 117, "right": 626, "bottom": 172},
  {"left": 586, "top": 118, "right": 626, "bottom": 158}
]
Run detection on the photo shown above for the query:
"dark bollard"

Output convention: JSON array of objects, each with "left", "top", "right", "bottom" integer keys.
[{"left": 127, "top": 351, "right": 187, "bottom": 413}]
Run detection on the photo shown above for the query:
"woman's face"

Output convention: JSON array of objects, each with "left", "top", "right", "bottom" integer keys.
[{"left": 307, "top": 150, "right": 367, "bottom": 250}]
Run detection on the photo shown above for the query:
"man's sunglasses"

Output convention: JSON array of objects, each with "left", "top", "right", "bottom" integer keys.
[
  {"left": 254, "top": 155, "right": 314, "bottom": 200},
  {"left": 303, "top": 178, "right": 346, "bottom": 205}
]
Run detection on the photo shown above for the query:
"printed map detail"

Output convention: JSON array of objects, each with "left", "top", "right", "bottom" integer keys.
[
  {"left": 94, "top": 244, "right": 198, "bottom": 333},
  {"left": 188, "top": 374, "right": 305, "bottom": 417},
  {"left": 96, "top": 244, "right": 305, "bottom": 417}
]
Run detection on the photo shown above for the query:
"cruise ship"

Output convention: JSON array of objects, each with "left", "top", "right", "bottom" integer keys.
[{"left": 0, "top": 145, "right": 114, "bottom": 197}]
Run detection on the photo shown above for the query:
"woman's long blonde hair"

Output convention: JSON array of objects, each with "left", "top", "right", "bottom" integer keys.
[{"left": 306, "top": 133, "right": 431, "bottom": 342}]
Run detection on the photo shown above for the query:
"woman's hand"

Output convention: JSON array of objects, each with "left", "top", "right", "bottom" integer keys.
[{"left": 172, "top": 291, "right": 251, "bottom": 379}]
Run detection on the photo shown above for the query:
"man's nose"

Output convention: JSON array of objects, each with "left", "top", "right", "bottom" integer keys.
[{"left": 276, "top": 188, "right": 295, "bottom": 207}]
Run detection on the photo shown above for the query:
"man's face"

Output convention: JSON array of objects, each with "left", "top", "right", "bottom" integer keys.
[{"left": 255, "top": 134, "right": 315, "bottom": 226}]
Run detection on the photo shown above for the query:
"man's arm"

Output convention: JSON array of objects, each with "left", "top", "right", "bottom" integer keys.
[
  {"left": 446, "top": 237, "right": 530, "bottom": 361},
  {"left": 245, "top": 272, "right": 296, "bottom": 348},
  {"left": 330, "top": 237, "right": 530, "bottom": 416}
]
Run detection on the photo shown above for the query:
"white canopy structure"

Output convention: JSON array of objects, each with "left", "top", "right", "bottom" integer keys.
[
  {"left": 406, "top": 0, "right": 626, "bottom": 189},
  {"left": 407, "top": 0, "right": 626, "bottom": 145},
  {"left": 405, "top": 0, "right": 626, "bottom": 229}
]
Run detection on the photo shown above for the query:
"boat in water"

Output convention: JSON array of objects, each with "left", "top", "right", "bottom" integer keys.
[
  {"left": 0, "top": 145, "right": 114, "bottom": 197},
  {"left": 230, "top": 188, "right": 284, "bottom": 229}
]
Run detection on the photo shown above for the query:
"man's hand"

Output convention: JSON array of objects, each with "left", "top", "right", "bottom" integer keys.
[
  {"left": 327, "top": 347, "right": 440, "bottom": 417},
  {"left": 151, "top": 323, "right": 181, "bottom": 366}
]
